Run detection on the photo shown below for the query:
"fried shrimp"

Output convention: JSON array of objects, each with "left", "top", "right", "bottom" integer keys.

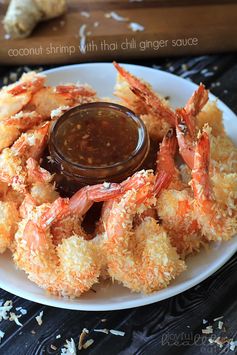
[
  {"left": 26, "top": 158, "right": 59, "bottom": 204},
  {"left": 14, "top": 199, "right": 101, "bottom": 298},
  {"left": 51, "top": 173, "right": 150, "bottom": 246},
  {"left": 155, "top": 128, "right": 184, "bottom": 192},
  {"left": 176, "top": 86, "right": 237, "bottom": 175},
  {"left": 113, "top": 62, "right": 176, "bottom": 140},
  {"left": 176, "top": 84, "right": 209, "bottom": 169},
  {"left": 0, "top": 122, "right": 49, "bottom": 192},
  {"left": 0, "top": 111, "right": 45, "bottom": 152},
  {"left": 156, "top": 129, "right": 202, "bottom": 257},
  {"left": 0, "top": 201, "right": 19, "bottom": 254},
  {"left": 101, "top": 174, "right": 185, "bottom": 293},
  {"left": 30, "top": 83, "right": 98, "bottom": 118},
  {"left": 191, "top": 131, "right": 237, "bottom": 241},
  {"left": 0, "top": 72, "right": 45, "bottom": 120},
  {"left": 14, "top": 182, "right": 128, "bottom": 297}
]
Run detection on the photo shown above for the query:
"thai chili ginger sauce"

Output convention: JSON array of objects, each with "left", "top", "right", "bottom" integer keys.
[
  {"left": 48, "top": 102, "right": 150, "bottom": 197},
  {"left": 55, "top": 106, "right": 139, "bottom": 167}
]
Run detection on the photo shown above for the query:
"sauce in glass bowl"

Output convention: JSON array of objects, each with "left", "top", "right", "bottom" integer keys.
[{"left": 49, "top": 102, "right": 150, "bottom": 194}]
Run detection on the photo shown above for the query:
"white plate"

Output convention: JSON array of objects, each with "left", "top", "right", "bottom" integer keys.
[{"left": 0, "top": 63, "right": 237, "bottom": 311}]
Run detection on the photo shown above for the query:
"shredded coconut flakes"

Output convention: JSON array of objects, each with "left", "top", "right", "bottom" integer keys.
[
  {"left": 61, "top": 338, "right": 77, "bottom": 355},
  {"left": 79, "top": 24, "right": 87, "bottom": 54},
  {"left": 105, "top": 11, "right": 129, "bottom": 22},
  {"left": 80, "top": 11, "right": 90, "bottom": 18},
  {"left": 78, "top": 328, "right": 89, "bottom": 350},
  {"left": 82, "top": 339, "right": 94, "bottom": 349},
  {"left": 129, "top": 22, "right": 144, "bottom": 32},
  {"left": 0, "top": 330, "right": 5, "bottom": 343},
  {"left": 35, "top": 311, "right": 44, "bottom": 326},
  {"left": 0, "top": 301, "right": 13, "bottom": 322},
  {"left": 110, "top": 329, "right": 125, "bottom": 336},
  {"left": 202, "top": 325, "right": 213, "bottom": 334},
  {"left": 230, "top": 340, "right": 237, "bottom": 351},
  {"left": 9, "top": 312, "right": 23, "bottom": 327},
  {"left": 94, "top": 328, "right": 109, "bottom": 334},
  {"left": 213, "top": 316, "right": 223, "bottom": 322}
]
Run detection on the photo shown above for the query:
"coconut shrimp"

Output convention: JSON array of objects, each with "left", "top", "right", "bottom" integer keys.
[
  {"left": 176, "top": 84, "right": 209, "bottom": 170},
  {"left": 158, "top": 189, "right": 203, "bottom": 257},
  {"left": 155, "top": 128, "right": 185, "bottom": 192},
  {"left": 0, "top": 111, "right": 45, "bottom": 152},
  {"left": 196, "top": 101, "right": 225, "bottom": 136},
  {"left": 13, "top": 181, "right": 134, "bottom": 297},
  {"left": 177, "top": 120, "right": 237, "bottom": 177},
  {"left": 26, "top": 158, "right": 59, "bottom": 205},
  {"left": 52, "top": 171, "right": 150, "bottom": 246},
  {"left": 176, "top": 85, "right": 237, "bottom": 175},
  {"left": 30, "top": 83, "right": 98, "bottom": 119},
  {"left": 0, "top": 72, "right": 45, "bottom": 120},
  {"left": 155, "top": 129, "right": 203, "bottom": 257},
  {"left": 101, "top": 173, "right": 186, "bottom": 293},
  {"left": 191, "top": 131, "right": 237, "bottom": 241},
  {"left": 114, "top": 67, "right": 149, "bottom": 116},
  {"left": 113, "top": 62, "right": 176, "bottom": 140},
  {"left": 177, "top": 118, "right": 237, "bottom": 215},
  {"left": 0, "top": 201, "right": 20, "bottom": 254},
  {"left": 0, "top": 122, "right": 50, "bottom": 192}
]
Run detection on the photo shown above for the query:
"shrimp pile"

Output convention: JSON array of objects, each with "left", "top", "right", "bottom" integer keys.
[{"left": 0, "top": 63, "right": 236, "bottom": 298}]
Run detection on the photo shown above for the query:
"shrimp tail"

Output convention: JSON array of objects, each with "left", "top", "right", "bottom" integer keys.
[
  {"left": 153, "top": 170, "right": 173, "bottom": 197},
  {"left": 176, "top": 109, "right": 195, "bottom": 169},
  {"left": 23, "top": 220, "right": 48, "bottom": 250},
  {"left": 26, "top": 157, "right": 52, "bottom": 184},
  {"left": 154, "top": 128, "right": 178, "bottom": 195},
  {"left": 113, "top": 61, "right": 176, "bottom": 126},
  {"left": 185, "top": 83, "right": 209, "bottom": 117},
  {"left": 8, "top": 75, "right": 45, "bottom": 96},
  {"left": 40, "top": 197, "right": 70, "bottom": 228},
  {"left": 192, "top": 131, "right": 213, "bottom": 200}
]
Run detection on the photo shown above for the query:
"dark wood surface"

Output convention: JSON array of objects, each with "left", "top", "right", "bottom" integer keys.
[
  {"left": 0, "top": 54, "right": 237, "bottom": 354},
  {"left": 1, "top": 1, "right": 237, "bottom": 64}
]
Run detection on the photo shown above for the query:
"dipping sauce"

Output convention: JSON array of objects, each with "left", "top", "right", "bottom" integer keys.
[
  {"left": 49, "top": 102, "right": 150, "bottom": 194},
  {"left": 55, "top": 105, "right": 139, "bottom": 167}
]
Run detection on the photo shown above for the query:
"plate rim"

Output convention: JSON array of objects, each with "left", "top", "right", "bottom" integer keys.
[{"left": 1, "top": 243, "right": 237, "bottom": 311}]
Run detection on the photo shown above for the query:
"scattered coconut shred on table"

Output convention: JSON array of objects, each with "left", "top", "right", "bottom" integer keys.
[
  {"left": 105, "top": 11, "right": 129, "bottom": 22},
  {"left": 61, "top": 338, "right": 77, "bottom": 355},
  {"left": 0, "top": 300, "right": 13, "bottom": 321},
  {"left": 129, "top": 22, "right": 144, "bottom": 32},
  {"left": 0, "top": 330, "right": 5, "bottom": 343},
  {"left": 78, "top": 328, "right": 90, "bottom": 350},
  {"left": 79, "top": 24, "right": 87, "bottom": 54},
  {"left": 9, "top": 312, "right": 23, "bottom": 327},
  {"left": 80, "top": 11, "right": 90, "bottom": 18},
  {"left": 200, "top": 316, "right": 237, "bottom": 351},
  {"left": 35, "top": 311, "right": 44, "bottom": 326},
  {"left": 0, "top": 300, "right": 24, "bottom": 327}
]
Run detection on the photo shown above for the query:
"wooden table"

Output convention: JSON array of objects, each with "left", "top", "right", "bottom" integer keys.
[
  {"left": 0, "top": 54, "right": 237, "bottom": 354},
  {"left": 0, "top": 1, "right": 237, "bottom": 64}
]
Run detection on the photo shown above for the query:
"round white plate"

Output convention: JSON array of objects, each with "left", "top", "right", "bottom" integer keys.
[{"left": 0, "top": 63, "right": 237, "bottom": 311}]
